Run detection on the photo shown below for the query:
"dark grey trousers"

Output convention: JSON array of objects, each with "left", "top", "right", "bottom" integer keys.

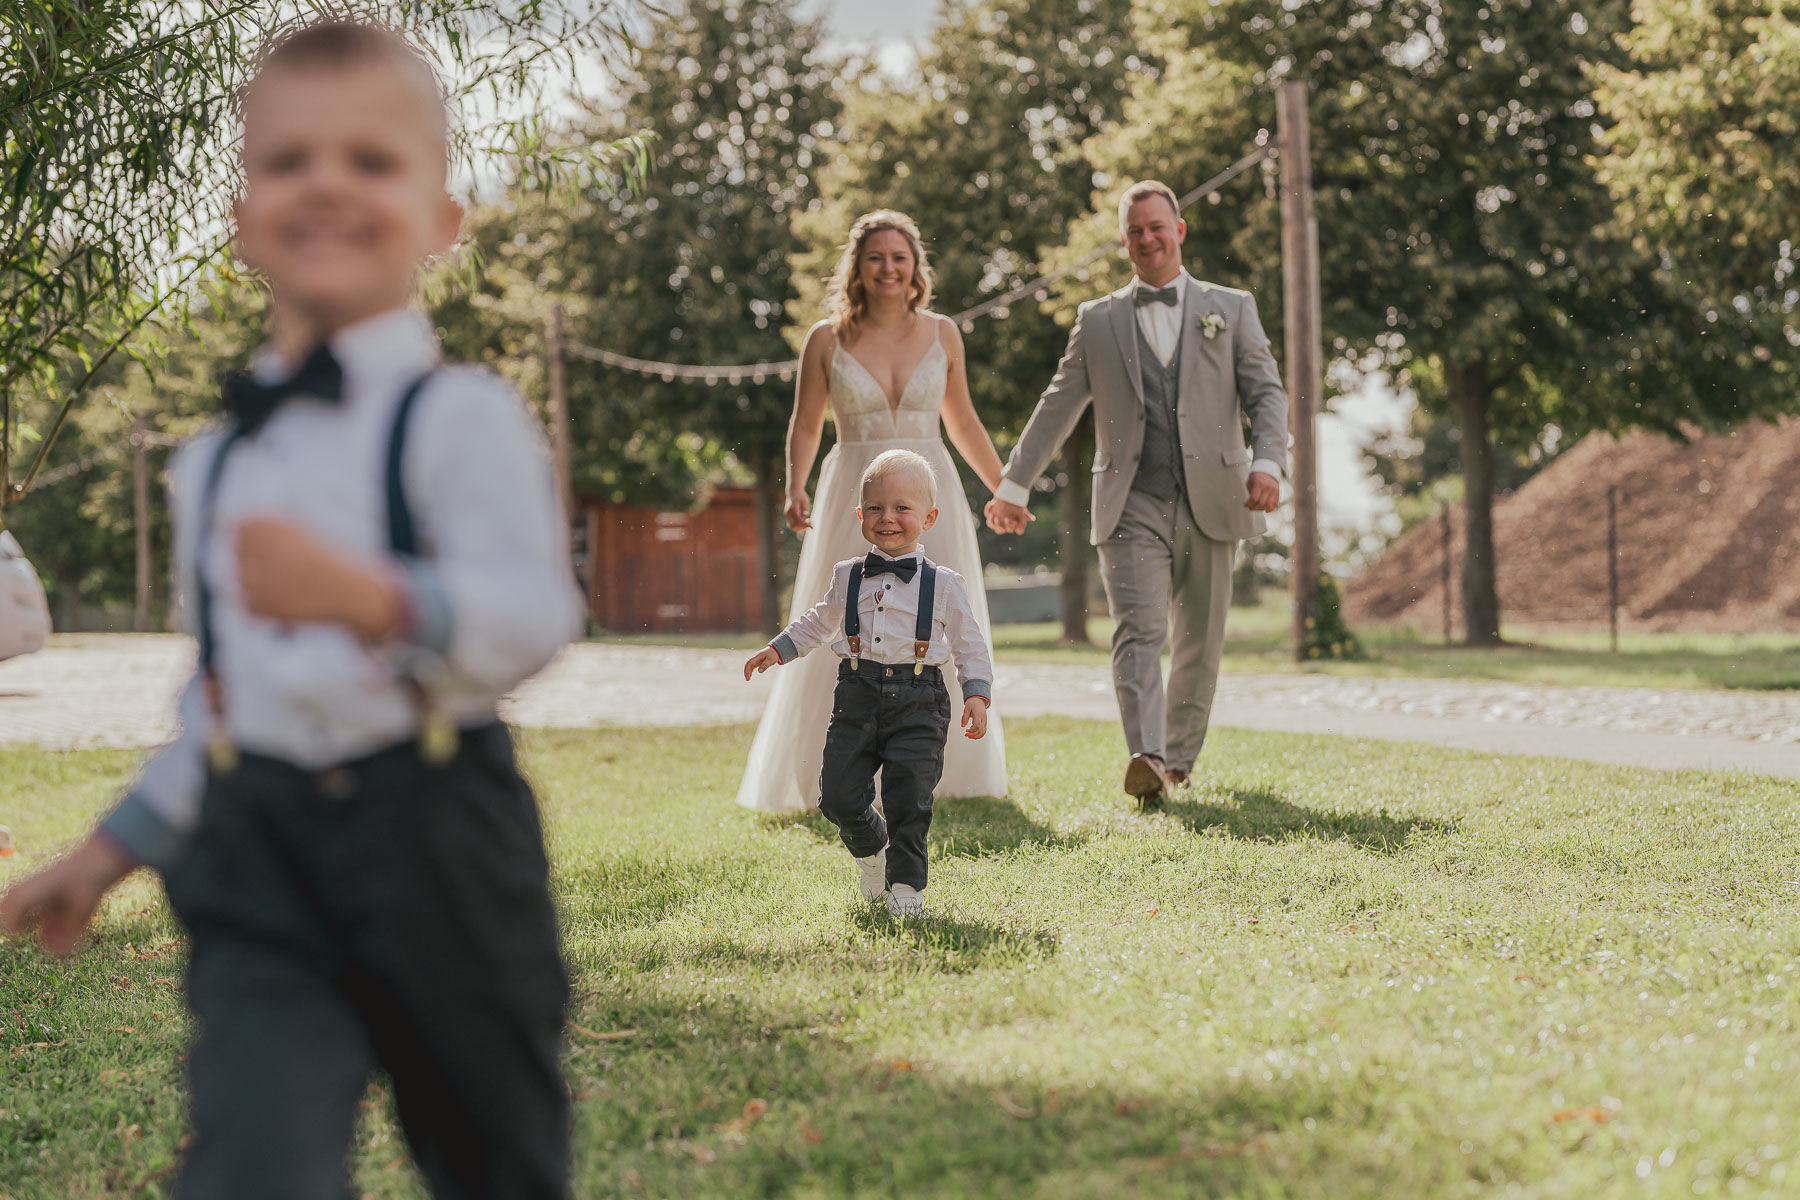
[
  {"left": 818, "top": 659, "right": 951, "bottom": 891},
  {"left": 163, "top": 725, "right": 570, "bottom": 1200}
]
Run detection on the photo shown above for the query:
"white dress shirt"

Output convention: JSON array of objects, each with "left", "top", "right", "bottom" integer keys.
[
  {"left": 102, "top": 307, "right": 584, "bottom": 867},
  {"left": 1133, "top": 272, "right": 1187, "bottom": 367},
  {"left": 771, "top": 549, "right": 993, "bottom": 700}
]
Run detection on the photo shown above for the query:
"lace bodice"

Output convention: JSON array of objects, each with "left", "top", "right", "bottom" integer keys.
[{"left": 828, "top": 339, "right": 947, "bottom": 443}]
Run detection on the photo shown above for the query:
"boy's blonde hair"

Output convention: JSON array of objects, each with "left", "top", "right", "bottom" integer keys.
[
  {"left": 860, "top": 449, "right": 938, "bottom": 507},
  {"left": 243, "top": 20, "right": 450, "bottom": 173}
]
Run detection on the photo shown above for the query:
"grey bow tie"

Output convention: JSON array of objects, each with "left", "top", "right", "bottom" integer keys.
[{"left": 1133, "top": 285, "right": 1179, "bottom": 307}]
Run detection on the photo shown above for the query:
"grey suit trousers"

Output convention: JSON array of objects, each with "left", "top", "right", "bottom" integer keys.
[{"left": 1097, "top": 488, "right": 1235, "bottom": 772}]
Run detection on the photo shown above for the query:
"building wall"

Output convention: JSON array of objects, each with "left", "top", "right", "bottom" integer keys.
[{"left": 581, "top": 488, "right": 760, "bottom": 633}]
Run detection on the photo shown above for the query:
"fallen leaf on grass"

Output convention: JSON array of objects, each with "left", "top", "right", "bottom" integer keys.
[
  {"left": 1551, "top": 1106, "right": 1613, "bottom": 1125},
  {"left": 889, "top": 1059, "right": 912, "bottom": 1071},
  {"left": 1144, "top": 908, "right": 1160, "bottom": 917},
  {"left": 990, "top": 1089, "right": 1037, "bottom": 1120},
  {"left": 568, "top": 1023, "right": 638, "bottom": 1042},
  {"left": 799, "top": 1114, "right": 823, "bottom": 1145},
  {"left": 1114, "top": 1098, "right": 1150, "bottom": 1116},
  {"left": 715, "top": 1099, "right": 768, "bottom": 1133},
  {"left": 685, "top": 1144, "right": 717, "bottom": 1165},
  {"left": 111, "top": 1025, "right": 135, "bottom": 1033}
]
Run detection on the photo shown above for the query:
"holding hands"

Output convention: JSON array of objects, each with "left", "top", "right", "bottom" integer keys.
[{"left": 983, "top": 496, "right": 1032, "bottom": 536}]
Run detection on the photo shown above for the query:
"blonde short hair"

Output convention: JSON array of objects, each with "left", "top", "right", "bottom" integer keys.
[
  {"left": 860, "top": 449, "right": 938, "bottom": 507},
  {"left": 828, "top": 210, "right": 934, "bottom": 341},
  {"left": 243, "top": 20, "right": 449, "bottom": 175},
  {"left": 1117, "top": 180, "right": 1182, "bottom": 232}
]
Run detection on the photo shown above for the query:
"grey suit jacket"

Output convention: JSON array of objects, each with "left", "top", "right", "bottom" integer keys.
[{"left": 1000, "top": 275, "right": 1290, "bottom": 544}]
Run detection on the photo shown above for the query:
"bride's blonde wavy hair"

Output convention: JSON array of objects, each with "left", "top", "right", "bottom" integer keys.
[{"left": 827, "top": 210, "right": 934, "bottom": 341}]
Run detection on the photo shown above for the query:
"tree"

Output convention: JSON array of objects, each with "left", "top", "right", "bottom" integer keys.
[
  {"left": 799, "top": 0, "right": 1145, "bottom": 642},
  {"left": 1063, "top": 0, "right": 1786, "bottom": 644},
  {"left": 1596, "top": 0, "right": 1800, "bottom": 399},
  {"left": 0, "top": 0, "right": 636, "bottom": 518},
  {"left": 559, "top": 0, "right": 841, "bottom": 632}
]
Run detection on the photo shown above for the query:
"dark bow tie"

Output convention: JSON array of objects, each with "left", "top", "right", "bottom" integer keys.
[
  {"left": 223, "top": 342, "right": 344, "bottom": 434},
  {"left": 862, "top": 553, "right": 918, "bottom": 583},
  {"left": 1133, "top": 284, "right": 1180, "bottom": 308}
]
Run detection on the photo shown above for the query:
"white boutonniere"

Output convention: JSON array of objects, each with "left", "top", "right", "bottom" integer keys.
[{"left": 1197, "top": 312, "right": 1228, "bottom": 340}]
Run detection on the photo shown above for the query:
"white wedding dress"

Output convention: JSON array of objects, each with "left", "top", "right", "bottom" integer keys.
[{"left": 735, "top": 336, "right": 1009, "bottom": 812}]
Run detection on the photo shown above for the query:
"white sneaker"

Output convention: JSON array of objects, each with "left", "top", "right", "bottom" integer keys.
[
  {"left": 887, "top": 883, "right": 924, "bottom": 919},
  {"left": 856, "top": 849, "right": 888, "bottom": 901}
]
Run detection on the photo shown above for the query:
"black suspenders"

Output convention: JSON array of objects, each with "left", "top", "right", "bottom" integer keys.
[
  {"left": 195, "top": 370, "right": 440, "bottom": 770},
  {"left": 842, "top": 558, "right": 937, "bottom": 675}
]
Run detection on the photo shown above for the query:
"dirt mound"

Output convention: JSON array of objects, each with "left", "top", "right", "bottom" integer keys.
[{"left": 1344, "top": 418, "right": 1800, "bottom": 633}]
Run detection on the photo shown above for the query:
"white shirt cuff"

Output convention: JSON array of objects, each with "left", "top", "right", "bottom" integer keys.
[
  {"left": 1250, "top": 459, "right": 1283, "bottom": 482},
  {"left": 994, "top": 478, "right": 1032, "bottom": 508}
]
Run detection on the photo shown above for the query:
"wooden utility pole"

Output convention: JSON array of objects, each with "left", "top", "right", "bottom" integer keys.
[
  {"left": 132, "top": 416, "right": 151, "bottom": 632},
  {"left": 1439, "top": 501, "right": 1453, "bottom": 644},
  {"left": 1607, "top": 484, "right": 1620, "bottom": 653},
  {"left": 1278, "top": 81, "right": 1321, "bottom": 660},
  {"left": 547, "top": 304, "right": 572, "bottom": 514}
]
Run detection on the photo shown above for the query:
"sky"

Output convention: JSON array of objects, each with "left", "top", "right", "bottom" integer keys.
[{"left": 810, "top": 0, "right": 1410, "bottom": 555}]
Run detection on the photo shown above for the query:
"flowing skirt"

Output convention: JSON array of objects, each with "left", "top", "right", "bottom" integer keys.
[{"left": 735, "top": 436, "right": 1009, "bottom": 812}]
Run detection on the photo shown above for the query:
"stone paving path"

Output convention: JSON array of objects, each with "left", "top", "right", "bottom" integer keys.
[{"left": 2, "top": 635, "right": 1796, "bottom": 778}]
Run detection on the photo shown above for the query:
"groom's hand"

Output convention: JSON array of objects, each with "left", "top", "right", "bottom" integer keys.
[
  {"left": 1245, "top": 471, "right": 1279, "bottom": 514},
  {"left": 984, "top": 497, "right": 1033, "bottom": 535}
]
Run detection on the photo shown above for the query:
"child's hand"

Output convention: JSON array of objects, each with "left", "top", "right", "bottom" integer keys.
[
  {"left": 235, "top": 517, "right": 403, "bottom": 641},
  {"left": 744, "top": 646, "right": 783, "bottom": 680},
  {"left": 961, "top": 695, "right": 990, "bottom": 739},
  {"left": 0, "top": 834, "right": 137, "bottom": 957}
]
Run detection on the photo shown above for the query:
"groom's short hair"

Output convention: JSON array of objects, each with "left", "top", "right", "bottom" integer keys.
[
  {"left": 1117, "top": 180, "right": 1182, "bottom": 231},
  {"left": 860, "top": 449, "right": 938, "bottom": 507}
]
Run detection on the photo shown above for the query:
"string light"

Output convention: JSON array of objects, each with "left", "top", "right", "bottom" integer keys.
[{"left": 564, "top": 141, "right": 1278, "bottom": 384}]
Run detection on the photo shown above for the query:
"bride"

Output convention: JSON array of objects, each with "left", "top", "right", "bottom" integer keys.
[{"left": 736, "top": 209, "right": 1012, "bottom": 813}]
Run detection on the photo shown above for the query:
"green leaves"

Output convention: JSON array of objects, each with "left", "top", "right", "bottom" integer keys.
[{"left": 0, "top": 0, "right": 642, "bottom": 507}]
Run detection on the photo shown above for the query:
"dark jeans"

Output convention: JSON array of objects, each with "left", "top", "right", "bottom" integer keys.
[
  {"left": 818, "top": 659, "right": 951, "bottom": 891},
  {"left": 162, "top": 724, "right": 570, "bottom": 1200}
]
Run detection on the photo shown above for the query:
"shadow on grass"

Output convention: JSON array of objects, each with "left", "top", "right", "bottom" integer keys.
[
  {"left": 931, "top": 793, "right": 1081, "bottom": 859},
  {"left": 848, "top": 903, "right": 1059, "bottom": 965},
  {"left": 767, "top": 794, "right": 1084, "bottom": 862},
  {"left": 1167, "top": 788, "right": 1451, "bottom": 854},
  {"left": 556, "top": 985, "right": 1482, "bottom": 1197}
]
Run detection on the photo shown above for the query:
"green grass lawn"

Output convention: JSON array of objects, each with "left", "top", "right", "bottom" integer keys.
[
  {"left": 589, "top": 591, "right": 1799, "bottom": 691},
  {"left": 5, "top": 723, "right": 1800, "bottom": 1197}
]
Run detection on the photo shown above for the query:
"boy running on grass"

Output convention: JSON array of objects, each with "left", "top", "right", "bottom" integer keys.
[
  {"left": 0, "top": 21, "right": 582, "bottom": 1197},
  {"left": 745, "top": 449, "right": 994, "bottom": 918}
]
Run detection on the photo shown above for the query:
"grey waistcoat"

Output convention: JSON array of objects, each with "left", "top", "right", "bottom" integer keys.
[{"left": 1129, "top": 314, "right": 1186, "bottom": 501}]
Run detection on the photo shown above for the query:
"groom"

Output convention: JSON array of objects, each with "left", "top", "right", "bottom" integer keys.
[{"left": 986, "top": 180, "right": 1288, "bottom": 803}]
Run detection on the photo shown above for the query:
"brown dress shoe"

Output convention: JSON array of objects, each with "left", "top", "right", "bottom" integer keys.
[{"left": 1124, "top": 753, "right": 1166, "bottom": 803}]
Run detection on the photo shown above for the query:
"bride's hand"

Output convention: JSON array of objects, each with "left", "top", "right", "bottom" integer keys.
[{"left": 783, "top": 488, "right": 812, "bottom": 532}]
